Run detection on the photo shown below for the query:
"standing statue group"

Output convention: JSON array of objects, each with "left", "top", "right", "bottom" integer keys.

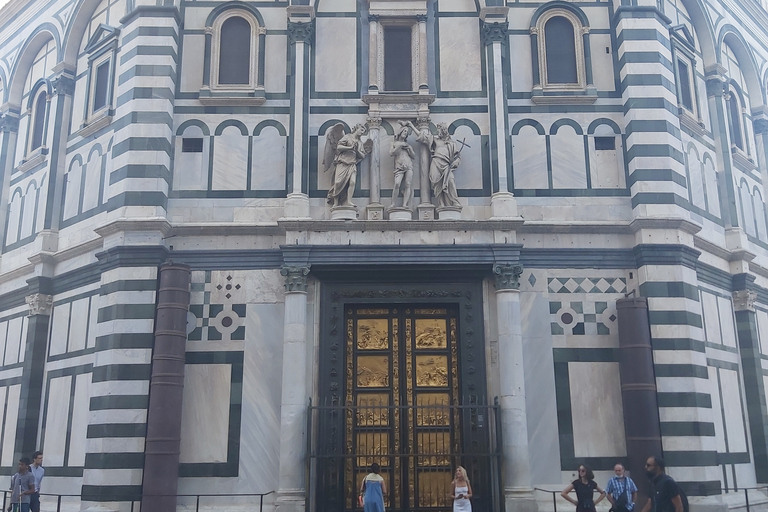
[{"left": 324, "top": 119, "right": 463, "bottom": 212}]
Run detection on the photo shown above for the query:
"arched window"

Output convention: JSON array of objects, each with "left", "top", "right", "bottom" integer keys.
[
  {"left": 544, "top": 17, "right": 577, "bottom": 84},
  {"left": 204, "top": 8, "right": 265, "bottom": 100},
  {"left": 727, "top": 89, "right": 744, "bottom": 151},
  {"left": 532, "top": 7, "right": 591, "bottom": 96},
  {"left": 219, "top": 17, "right": 251, "bottom": 85},
  {"left": 30, "top": 91, "right": 47, "bottom": 152}
]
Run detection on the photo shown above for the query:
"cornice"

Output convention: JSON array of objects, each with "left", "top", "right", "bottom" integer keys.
[{"left": 277, "top": 219, "right": 525, "bottom": 232}]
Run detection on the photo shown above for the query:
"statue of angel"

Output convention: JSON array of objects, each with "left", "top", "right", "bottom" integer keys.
[{"left": 324, "top": 123, "right": 373, "bottom": 208}]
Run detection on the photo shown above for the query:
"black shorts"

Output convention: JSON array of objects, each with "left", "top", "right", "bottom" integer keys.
[{"left": 29, "top": 493, "right": 39, "bottom": 512}]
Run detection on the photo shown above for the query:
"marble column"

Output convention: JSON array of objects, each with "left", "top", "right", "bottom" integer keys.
[
  {"left": 15, "top": 280, "right": 53, "bottom": 461},
  {"left": 705, "top": 68, "right": 738, "bottom": 226},
  {"left": 44, "top": 67, "right": 75, "bottom": 232},
  {"left": 368, "top": 15, "right": 380, "bottom": 93},
  {"left": 493, "top": 264, "right": 538, "bottom": 512},
  {"left": 366, "top": 116, "right": 384, "bottom": 220},
  {"left": 752, "top": 110, "right": 768, "bottom": 186},
  {"left": 481, "top": 10, "right": 520, "bottom": 220},
  {"left": 284, "top": 10, "right": 315, "bottom": 219},
  {"left": 417, "top": 15, "right": 428, "bottom": 92},
  {"left": 732, "top": 286, "right": 768, "bottom": 482},
  {"left": 276, "top": 265, "right": 311, "bottom": 512},
  {"left": 416, "top": 116, "right": 435, "bottom": 220},
  {"left": 0, "top": 112, "right": 20, "bottom": 246}
]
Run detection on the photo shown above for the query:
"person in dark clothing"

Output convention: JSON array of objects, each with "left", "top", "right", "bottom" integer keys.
[
  {"left": 640, "top": 456, "right": 684, "bottom": 512},
  {"left": 562, "top": 464, "right": 606, "bottom": 512}
]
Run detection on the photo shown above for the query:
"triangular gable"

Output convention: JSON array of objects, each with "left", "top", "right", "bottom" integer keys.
[
  {"left": 84, "top": 24, "right": 120, "bottom": 54},
  {"left": 670, "top": 24, "right": 696, "bottom": 52}
]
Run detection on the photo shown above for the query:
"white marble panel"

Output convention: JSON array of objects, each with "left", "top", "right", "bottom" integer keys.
[
  {"left": 569, "top": 361, "right": 626, "bottom": 458},
  {"left": 509, "top": 35, "right": 533, "bottom": 91},
  {"left": 700, "top": 291, "right": 721, "bottom": 343},
  {"left": 14, "top": 117, "right": 27, "bottom": 168},
  {"left": 69, "top": 298, "right": 90, "bottom": 352},
  {"left": 20, "top": 185, "right": 37, "bottom": 239},
  {"left": 265, "top": 35, "right": 288, "bottom": 93},
  {"left": 314, "top": 18, "right": 357, "bottom": 92},
  {"left": 70, "top": 76, "right": 87, "bottom": 132},
  {"left": 452, "top": 126, "right": 483, "bottom": 190},
  {"left": 44, "top": 375, "right": 72, "bottom": 467},
  {"left": 179, "top": 364, "right": 231, "bottom": 463},
  {"left": 68, "top": 373, "right": 90, "bottom": 467},
  {"left": 437, "top": 0, "right": 477, "bottom": 11},
  {"left": 5, "top": 316, "right": 23, "bottom": 365},
  {"left": 740, "top": 183, "right": 756, "bottom": 236},
  {"left": 317, "top": 0, "right": 357, "bottom": 11},
  {"left": 512, "top": 126, "right": 548, "bottom": 189},
  {"left": 709, "top": 366, "right": 727, "bottom": 453},
  {"left": 238, "top": 303, "right": 283, "bottom": 491},
  {"left": 64, "top": 159, "right": 83, "bottom": 221},
  {"left": 720, "top": 368, "right": 747, "bottom": 452},
  {"left": 439, "top": 18, "right": 482, "bottom": 91},
  {"left": 0, "top": 322, "right": 7, "bottom": 364},
  {"left": 686, "top": 148, "right": 706, "bottom": 209},
  {"left": 590, "top": 142, "right": 624, "bottom": 188},
  {"left": 757, "top": 309, "right": 768, "bottom": 355},
  {"left": 251, "top": 127, "right": 287, "bottom": 190},
  {"left": 174, "top": 126, "right": 207, "bottom": 191},
  {"left": 50, "top": 303, "right": 71, "bottom": 356},
  {"left": 86, "top": 298, "right": 99, "bottom": 349},
  {"left": 5, "top": 193, "right": 21, "bottom": 245},
  {"left": 81, "top": 156, "right": 99, "bottom": 215},
  {"left": 590, "top": 34, "right": 615, "bottom": 92},
  {"left": 180, "top": 34, "right": 205, "bottom": 92},
  {"left": 212, "top": 127, "right": 248, "bottom": 190},
  {"left": 718, "top": 296, "right": 736, "bottom": 348},
  {"left": 1, "top": 385, "right": 20, "bottom": 466},
  {"left": 551, "top": 127, "right": 587, "bottom": 189}
]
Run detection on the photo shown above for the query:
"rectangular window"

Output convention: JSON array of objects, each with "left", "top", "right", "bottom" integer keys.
[
  {"left": 595, "top": 137, "right": 615, "bottom": 151},
  {"left": 384, "top": 26, "right": 412, "bottom": 91},
  {"left": 677, "top": 59, "right": 693, "bottom": 112},
  {"left": 182, "top": 138, "right": 204, "bottom": 153},
  {"left": 92, "top": 60, "right": 111, "bottom": 112}
]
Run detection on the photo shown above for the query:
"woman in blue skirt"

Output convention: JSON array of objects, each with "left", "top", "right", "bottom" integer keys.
[{"left": 359, "top": 463, "right": 386, "bottom": 512}]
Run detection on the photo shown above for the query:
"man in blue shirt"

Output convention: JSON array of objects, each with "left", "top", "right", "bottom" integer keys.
[
  {"left": 28, "top": 452, "right": 43, "bottom": 512},
  {"left": 605, "top": 463, "right": 638, "bottom": 512}
]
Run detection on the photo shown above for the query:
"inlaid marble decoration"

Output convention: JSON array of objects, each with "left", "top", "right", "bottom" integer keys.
[
  {"left": 549, "top": 300, "right": 616, "bottom": 336},
  {"left": 548, "top": 277, "right": 627, "bottom": 294},
  {"left": 187, "top": 271, "right": 247, "bottom": 342}
]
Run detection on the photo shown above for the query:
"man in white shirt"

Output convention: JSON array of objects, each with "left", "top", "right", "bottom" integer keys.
[{"left": 28, "top": 452, "right": 43, "bottom": 512}]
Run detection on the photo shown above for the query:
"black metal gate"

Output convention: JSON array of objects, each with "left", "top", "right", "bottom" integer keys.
[{"left": 307, "top": 400, "right": 503, "bottom": 512}]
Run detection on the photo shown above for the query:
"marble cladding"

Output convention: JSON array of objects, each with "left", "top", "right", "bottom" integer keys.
[
  {"left": 179, "top": 364, "right": 232, "bottom": 463},
  {"left": 314, "top": 18, "right": 358, "bottom": 92},
  {"left": 438, "top": 18, "right": 482, "bottom": 92}
]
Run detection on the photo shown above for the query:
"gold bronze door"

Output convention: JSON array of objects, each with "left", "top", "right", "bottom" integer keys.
[{"left": 346, "top": 305, "right": 460, "bottom": 512}]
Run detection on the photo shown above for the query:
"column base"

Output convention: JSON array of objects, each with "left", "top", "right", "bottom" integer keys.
[
  {"left": 417, "top": 202, "right": 435, "bottom": 220},
  {"left": 388, "top": 206, "right": 413, "bottom": 220},
  {"left": 366, "top": 202, "right": 385, "bottom": 220},
  {"left": 506, "top": 489, "right": 539, "bottom": 512},
  {"left": 275, "top": 490, "right": 306, "bottom": 512},
  {"left": 490, "top": 191, "right": 520, "bottom": 219},
  {"left": 436, "top": 205, "right": 462, "bottom": 220},
  {"left": 330, "top": 205, "right": 358, "bottom": 220},
  {"left": 284, "top": 193, "right": 310, "bottom": 219}
]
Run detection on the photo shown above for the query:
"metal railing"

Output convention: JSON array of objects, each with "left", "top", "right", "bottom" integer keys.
[
  {"left": 722, "top": 486, "right": 768, "bottom": 512},
  {"left": 0, "top": 491, "right": 275, "bottom": 512}
]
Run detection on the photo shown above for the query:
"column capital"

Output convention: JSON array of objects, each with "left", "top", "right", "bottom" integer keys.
[
  {"left": 705, "top": 77, "right": 726, "bottom": 97},
  {"left": 0, "top": 113, "right": 19, "bottom": 133},
  {"left": 415, "top": 14, "right": 428, "bottom": 22},
  {"left": 281, "top": 265, "right": 311, "bottom": 292},
  {"left": 368, "top": 14, "right": 380, "bottom": 22},
  {"left": 753, "top": 118, "right": 768, "bottom": 136},
  {"left": 481, "top": 21, "right": 509, "bottom": 46},
  {"left": 367, "top": 116, "right": 382, "bottom": 128},
  {"left": 52, "top": 74, "right": 75, "bottom": 97},
  {"left": 733, "top": 289, "right": 757, "bottom": 312},
  {"left": 287, "top": 20, "right": 315, "bottom": 45},
  {"left": 25, "top": 293, "right": 53, "bottom": 317},
  {"left": 493, "top": 263, "right": 523, "bottom": 290}
]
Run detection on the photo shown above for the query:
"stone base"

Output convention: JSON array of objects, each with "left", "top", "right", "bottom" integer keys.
[
  {"left": 330, "top": 205, "right": 358, "bottom": 220},
  {"left": 366, "top": 203, "right": 385, "bottom": 220},
  {"left": 275, "top": 490, "right": 306, "bottom": 512},
  {"left": 388, "top": 207, "right": 413, "bottom": 221},
  {"left": 490, "top": 191, "right": 520, "bottom": 219},
  {"left": 417, "top": 203, "right": 435, "bottom": 220},
  {"left": 506, "top": 490, "right": 539, "bottom": 512},
  {"left": 283, "top": 193, "right": 310, "bottom": 219},
  {"left": 436, "top": 205, "right": 462, "bottom": 220}
]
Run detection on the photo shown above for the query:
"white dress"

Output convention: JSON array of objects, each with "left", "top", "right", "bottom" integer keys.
[{"left": 454, "top": 484, "right": 472, "bottom": 512}]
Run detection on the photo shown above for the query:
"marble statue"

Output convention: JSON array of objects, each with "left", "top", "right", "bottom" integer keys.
[
  {"left": 389, "top": 120, "right": 416, "bottom": 208},
  {"left": 407, "top": 121, "right": 461, "bottom": 208},
  {"left": 324, "top": 123, "right": 373, "bottom": 208}
]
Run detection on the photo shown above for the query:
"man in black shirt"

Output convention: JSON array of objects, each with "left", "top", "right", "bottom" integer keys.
[{"left": 640, "top": 456, "right": 684, "bottom": 512}]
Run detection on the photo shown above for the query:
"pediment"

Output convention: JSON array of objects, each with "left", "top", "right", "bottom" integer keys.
[
  {"left": 84, "top": 24, "right": 120, "bottom": 54},
  {"left": 671, "top": 24, "right": 696, "bottom": 52}
]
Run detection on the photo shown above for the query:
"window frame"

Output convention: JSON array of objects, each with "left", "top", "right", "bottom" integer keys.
[
  {"left": 209, "top": 9, "right": 262, "bottom": 93},
  {"left": 669, "top": 27, "right": 702, "bottom": 123},
  {"left": 726, "top": 84, "right": 747, "bottom": 152},
  {"left": 80, "top": 24, "right": 119, "bottom": 136},
  {"left": 28, "top": 89, "right": 49, "bottom": 154},
  {"left": 536, "top": 9, "right": 587, "bottom": 92}
]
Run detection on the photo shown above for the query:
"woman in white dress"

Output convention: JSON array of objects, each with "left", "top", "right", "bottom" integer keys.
[{"left": 450, "top": 466, "right": 473, "bottom": 512}]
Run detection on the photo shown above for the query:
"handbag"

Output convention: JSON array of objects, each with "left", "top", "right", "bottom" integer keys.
[{"left": 358, "top": 479, "right": 366, "bottom": 507}]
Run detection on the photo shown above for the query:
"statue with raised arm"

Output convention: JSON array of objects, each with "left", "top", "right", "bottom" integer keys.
[
  {"left": 407, "top": 121, "right": 461, "bottom": 208},
  {"left": 324, "top": 123, "right": 373, "bottom": 208},
  {"left": 389, "top": 120, "right": 416, "bottom": 208}
]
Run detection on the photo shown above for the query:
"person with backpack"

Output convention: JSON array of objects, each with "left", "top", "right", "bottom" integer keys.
[
  {"left": 640, "top": 456, "right": 687, "bottom": 512},
  {"left": 606, "top": 463, "right": 638, "bottom": 512}
]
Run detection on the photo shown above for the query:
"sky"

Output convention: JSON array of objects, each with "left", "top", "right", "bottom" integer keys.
[{"left": 0, "top": 0, "right": 10, "bottom": 11}]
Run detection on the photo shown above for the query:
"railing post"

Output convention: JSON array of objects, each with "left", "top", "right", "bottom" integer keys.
[
  {"left": 57, "top": 494, "right": 62, "bottom": 512},
  {"left": 261, "top": 493, "right": 265, "bottom": 512},
  {"left": 196, "top": 495, "right": 200, "bottom": 512},
  {"left": 745, "top": 488, "right": 750, "bottom": 512},
  {"left": 553, "top": 490, "right": 557, "bottom": 512}
]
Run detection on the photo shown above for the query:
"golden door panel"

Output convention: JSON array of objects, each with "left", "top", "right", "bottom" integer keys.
[
  {"left": 357, "top": 318, "right": 390, "bottom": 350},
  {"left": 356, "top": 356, "right": 390, "bottom": 387},
  {"left": 415, "top": 318, "right": 448, "bottom": 348},
  {"left": 415, "top": 355, "right": 449, "bottom": 387}
]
